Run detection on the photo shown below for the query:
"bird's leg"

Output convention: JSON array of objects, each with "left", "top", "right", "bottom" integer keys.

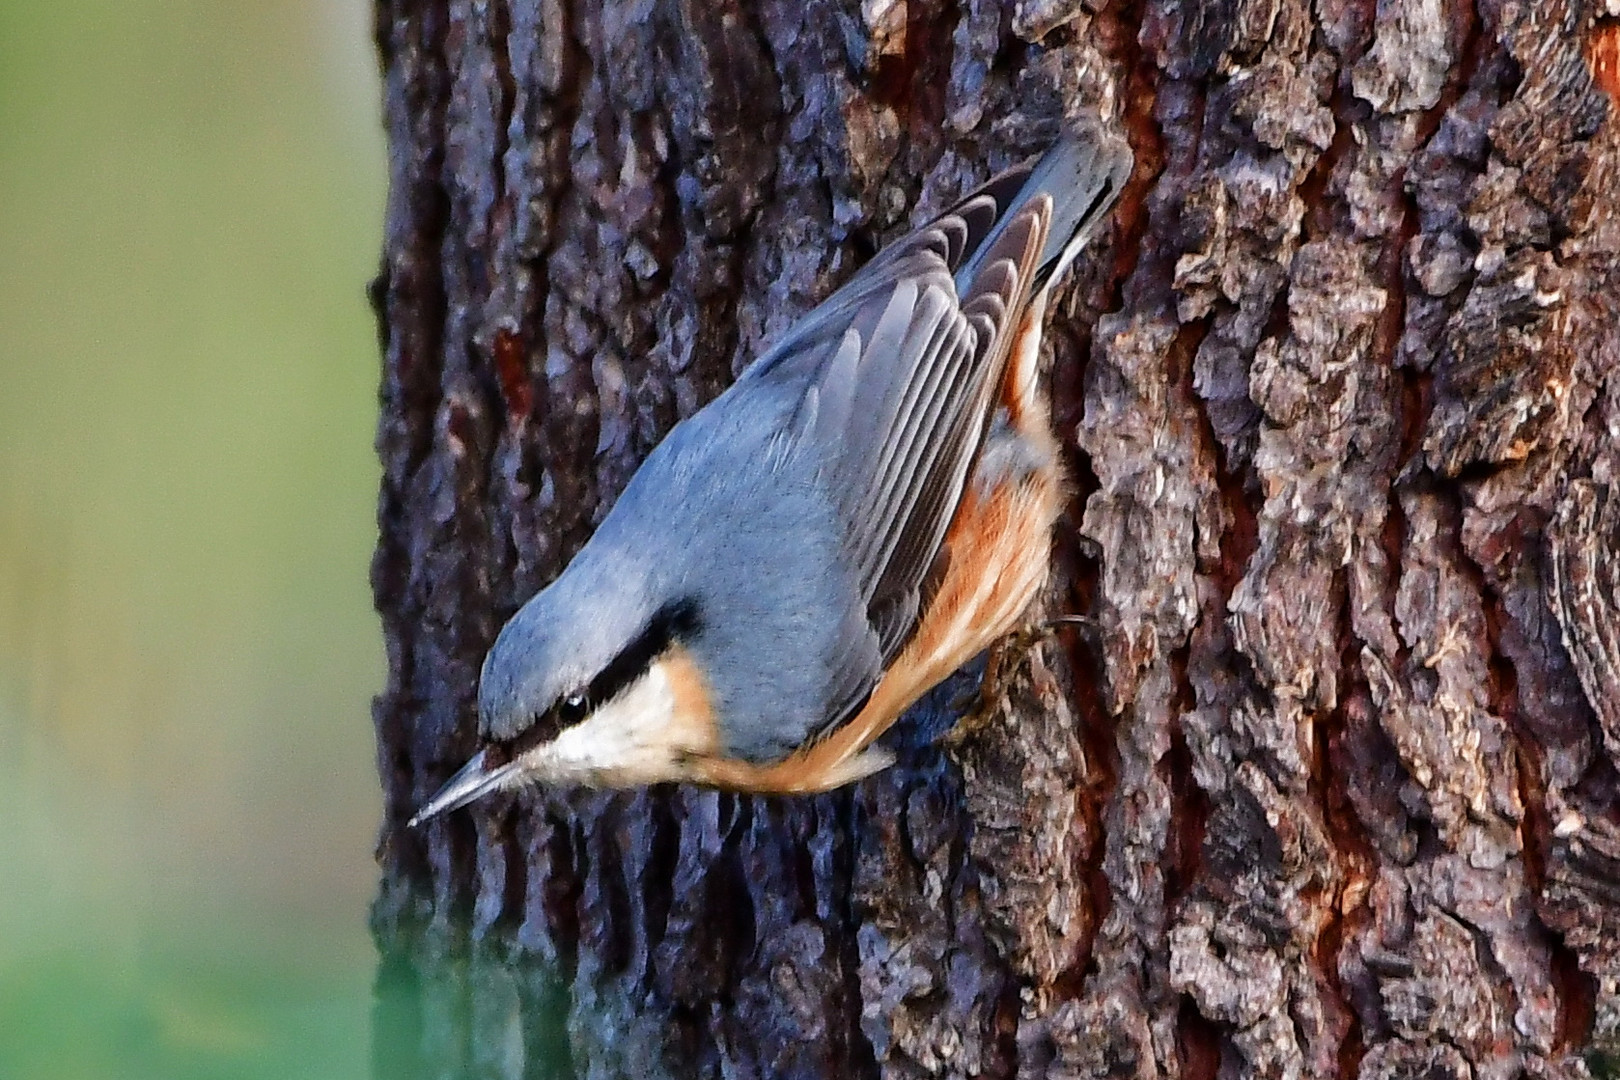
[{"left": 941, "top": 615, "right": 1095, "bottom": 746}]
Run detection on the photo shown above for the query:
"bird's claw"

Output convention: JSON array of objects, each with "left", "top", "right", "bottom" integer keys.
[{"left": 941, "top": 615, "right": 1094, "bottom": 748}]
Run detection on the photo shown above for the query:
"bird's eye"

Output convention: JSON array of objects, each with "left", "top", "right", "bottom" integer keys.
[{"left": 558, "top": 692, "right": 588, "bottom": 724}]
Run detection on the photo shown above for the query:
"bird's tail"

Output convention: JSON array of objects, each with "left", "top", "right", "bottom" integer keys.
[{"left": 953, "top": 114, "right": 1134, "bottom": 296}]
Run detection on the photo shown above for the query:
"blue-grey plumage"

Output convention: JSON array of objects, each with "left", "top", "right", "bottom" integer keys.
[
  {"left": 478, "top": 384, "right": 873, "bottom": 762},
  {"left": 409, "top": 115, "right": 1132, "bottom": 824}
]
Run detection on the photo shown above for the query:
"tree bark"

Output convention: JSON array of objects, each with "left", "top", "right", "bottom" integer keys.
[{"left": 367, "top": 1, "right": 1620, "bottom": 1078}]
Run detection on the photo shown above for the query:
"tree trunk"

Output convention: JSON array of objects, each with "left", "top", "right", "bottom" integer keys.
[{"left": 367, "top": 1, "right": 1620, "bottom": 1077}]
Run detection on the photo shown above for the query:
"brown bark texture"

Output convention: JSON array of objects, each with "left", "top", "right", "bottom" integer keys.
[{"left": 367, "top": 1, "right": 1620, "bottom": 1078}]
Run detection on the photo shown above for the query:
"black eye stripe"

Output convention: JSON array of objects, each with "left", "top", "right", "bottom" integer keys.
[{"left": 560, "top": 598, "right": 701, "bottom": 721}]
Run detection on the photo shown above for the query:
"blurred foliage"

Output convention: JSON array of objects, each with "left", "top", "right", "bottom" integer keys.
[{"left": 0, "top": 0, "right": 386, "bottom": 1076}]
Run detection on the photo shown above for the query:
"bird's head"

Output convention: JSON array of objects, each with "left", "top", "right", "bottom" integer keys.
[{"left": 407, "top": 564, "right": 715, "bottom": 826}]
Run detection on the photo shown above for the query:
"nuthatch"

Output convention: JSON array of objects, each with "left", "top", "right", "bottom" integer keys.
[{"left": 410, "top": 118, "right": 1131, "bottom": 824}]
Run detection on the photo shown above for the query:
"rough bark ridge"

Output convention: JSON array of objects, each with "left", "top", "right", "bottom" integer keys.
[{"left": 368, "top": 1, "right": 1620, "bottom": 1077}]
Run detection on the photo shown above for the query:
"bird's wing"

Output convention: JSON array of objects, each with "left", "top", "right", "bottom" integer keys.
[
  {"left": 735, "top": 122, "right": 1131, "bottom": 740},
  {"left": 733, "top": 173, "right": 1049, "bottom": 737}
]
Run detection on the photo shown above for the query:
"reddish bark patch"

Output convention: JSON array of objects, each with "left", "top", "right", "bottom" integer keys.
[
  {"left": 1553, "top": 938, "right": 1599, "bottom": 1054},
  {"left": 1176, "top": 995, "right": 1223, "bottom": 1080},
  {"left": 492, "top": 327, "right": 532, "bottom": 423},
  {"left": 1588, "top": 20, "right": 1620, "bottom": 105},
  {"left": 1094, "top": 0, "right": 1166, "bottom": 294}
]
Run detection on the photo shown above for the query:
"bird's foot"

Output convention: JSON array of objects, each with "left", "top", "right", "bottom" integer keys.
[{"left": 940, "top": 615, "right": 1094, "bottom": 748}]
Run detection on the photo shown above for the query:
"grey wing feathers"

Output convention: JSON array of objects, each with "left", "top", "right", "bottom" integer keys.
[{"left": 739, "top": 120, "right": 1131, "bottom": 736}]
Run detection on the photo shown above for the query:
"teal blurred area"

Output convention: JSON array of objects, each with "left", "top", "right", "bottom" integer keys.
[{"left": 0, "top": 1, "right": 385, "bottom": 1076}]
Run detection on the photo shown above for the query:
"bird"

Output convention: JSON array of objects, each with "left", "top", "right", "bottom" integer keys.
[{"left": 409, "top": 117, "right": 1132, "bottom": 825}]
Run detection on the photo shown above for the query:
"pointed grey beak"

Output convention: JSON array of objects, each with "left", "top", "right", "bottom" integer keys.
[{"left": 407, "top": 749, "right": 521, "bottom": 827}]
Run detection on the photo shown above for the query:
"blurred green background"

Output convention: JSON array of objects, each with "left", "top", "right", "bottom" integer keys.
[{"left": 0, "top": 1, "right": 385, "bottom": 1077}]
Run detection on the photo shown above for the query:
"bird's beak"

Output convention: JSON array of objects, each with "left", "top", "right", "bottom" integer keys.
[{"left": 407, "top": 749, "right": 521, "bottom": 827}]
